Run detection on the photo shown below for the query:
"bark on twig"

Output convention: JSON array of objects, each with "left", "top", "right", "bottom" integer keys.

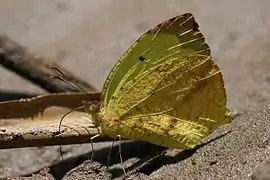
[
  {"left": 0, "top": 35, "right": 96, "bottom": 93},
  {"left": 0, "top": 92, "right": 100, "bottom": 119},
  {"left": 0, "top": 92, "right": 113, "bottom": 149},
  {"left": 0, "top": 121, "right": 110, "bottom": 149}
]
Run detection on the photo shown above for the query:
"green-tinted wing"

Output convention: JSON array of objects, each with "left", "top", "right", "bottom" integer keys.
[
  {"left": 99, "top": 13, "right": 231, "bottom": 148},
  {"left": 101, "top": 13, "right": 210, "bottom": 108}
]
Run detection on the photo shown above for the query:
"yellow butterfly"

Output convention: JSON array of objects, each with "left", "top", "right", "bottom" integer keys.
[{"left": 87, "top": 13, "right": 232, "bottom": 150}]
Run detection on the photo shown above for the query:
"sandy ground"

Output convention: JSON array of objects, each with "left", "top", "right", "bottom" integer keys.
[{"left": 1, "top": 0, "right": 270, "bottom": 179}]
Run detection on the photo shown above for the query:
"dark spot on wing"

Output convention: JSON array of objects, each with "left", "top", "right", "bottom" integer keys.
[{"left": 139, "top": 56, "right": 146, "bottom": 61}]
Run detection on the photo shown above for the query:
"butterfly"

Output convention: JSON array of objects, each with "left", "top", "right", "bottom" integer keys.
[{"left": 86, "top": 13, "right": 232, "bottom": 151}]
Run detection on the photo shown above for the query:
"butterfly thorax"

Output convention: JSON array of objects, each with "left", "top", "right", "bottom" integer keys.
[{"left": 83, "top": 100, "right": 102, "bottom": 127}]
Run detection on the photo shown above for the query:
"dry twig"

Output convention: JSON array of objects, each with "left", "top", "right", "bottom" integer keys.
[
  {"left": 0, "top": 92, "right": 111, "bottom": 149},
  {"left": 0, "top": 35, "right": 96, "bottom": 93}
]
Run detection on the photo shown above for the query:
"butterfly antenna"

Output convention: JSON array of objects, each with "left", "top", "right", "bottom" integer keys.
[
  {"left": 50, "top": 67, "right": 103, "bottom": 163},
  {"left": 50, "top": 66, "right": 66, "bottom": 76},
  {"left": 56, "top": 106, "right": 84, "bottom": 161},
  {"left": 50, "top": 66, "right": 89, "bottom": 94},
  {"left": 58, "top": 106, "right": 84, "bottom": 133},
  {"left": 51, "top": 75, "right": 89, "bottom": 94}
]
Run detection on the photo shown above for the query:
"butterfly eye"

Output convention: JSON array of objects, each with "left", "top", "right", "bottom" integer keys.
[{"left": 89, "top": 102, "right": 99, "bottom": 112}]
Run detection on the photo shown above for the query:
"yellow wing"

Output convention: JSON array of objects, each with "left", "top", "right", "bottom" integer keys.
[{"left": 99, "top": 13, "right": 231, "bottom": 149}]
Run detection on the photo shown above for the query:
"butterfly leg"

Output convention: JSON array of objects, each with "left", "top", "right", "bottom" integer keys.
[
  {"left": 107, "top": 135, "right": 126, "bottom": 176},
  {"left": 107, "top": 136, "right": 117, "bottom": 167},
  {"left": 82, "top": 115, "right": 101, "bottom": 161},
  {"left": 117, "top": 134, "right": 126, "bottom": 176},
  {"left": 89, "top": 127, "right": 101, "bottom": 161}
]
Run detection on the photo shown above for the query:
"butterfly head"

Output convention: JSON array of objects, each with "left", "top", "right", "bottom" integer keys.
[{"left": 82, "top": 100, "right": 101, "bottom": 127}]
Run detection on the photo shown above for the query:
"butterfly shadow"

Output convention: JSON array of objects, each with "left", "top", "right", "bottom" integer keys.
[
  {"left": 50, "top": 131, "right": 231, "bottom": 179},
  {"left": 116, "top": 131, "right": 232, "bottom": 179},
  {"left": 50, "top": 141, "right": 164, "bottom": 179}
]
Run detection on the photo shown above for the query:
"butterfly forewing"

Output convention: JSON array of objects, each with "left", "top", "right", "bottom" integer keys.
[
  {"left": 101, "top": 13, "right": 210, "bottom": 108},
  {"left": 98, "top": 13, "right": 232, "bottom": 149}
]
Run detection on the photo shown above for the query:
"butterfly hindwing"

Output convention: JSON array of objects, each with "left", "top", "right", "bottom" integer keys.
[{"left": 98, "top": 13, "right": 232, "bottom": 149}]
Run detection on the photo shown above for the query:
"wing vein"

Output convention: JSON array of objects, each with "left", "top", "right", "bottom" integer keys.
[
  {"left": 119, "top": 56, "right": 212, "bottom": 116},
  {"left": 124, "top": 108, "right": 174, "bottom": 119}
]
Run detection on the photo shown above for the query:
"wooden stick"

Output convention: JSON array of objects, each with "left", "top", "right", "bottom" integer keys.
[
  {"left": 0, "top": 92, "right": 113, "bottom": 149},
  {"left": 0, "top": 121, "right": 111, "bottom": 149},
  {"left": 0, "top": 35, "right": 96, "bottom": 93}
]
